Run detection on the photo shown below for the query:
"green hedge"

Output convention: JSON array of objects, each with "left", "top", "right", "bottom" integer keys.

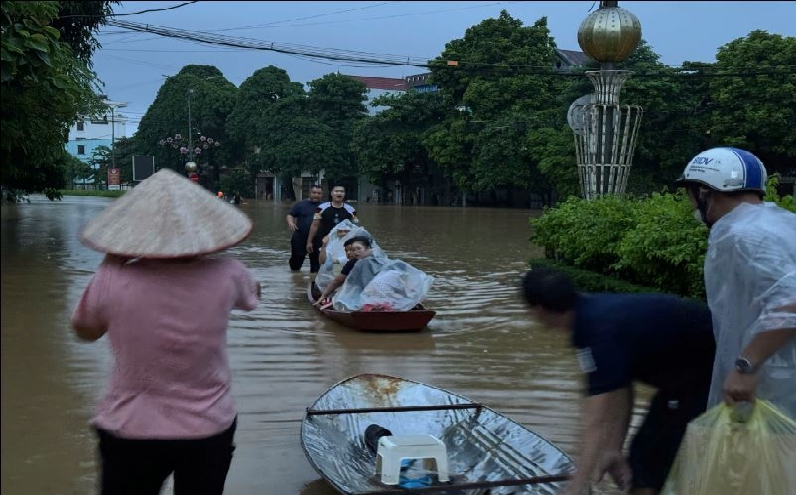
[
  {"left": 530, "top": 175, "right": 795, "bottom": 300},
  {"left": 529, "top": 258, "right": 664, "bottom": 294},
  {"left": 61, "top": 189, "right": 126, "bottom": 198}
]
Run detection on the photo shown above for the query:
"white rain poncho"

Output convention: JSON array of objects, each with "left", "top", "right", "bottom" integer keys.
[
  {"left": 333, "top": 257, "right": 434, "bottom": 312},
  {"left": 315, "top": 224, "right": 386, "bottom": 291},
  {"left": 704, "top": 202, "right": 796, "bottom": 420}
]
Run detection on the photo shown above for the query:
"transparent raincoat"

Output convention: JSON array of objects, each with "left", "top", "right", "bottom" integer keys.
[
  {"left": 704, "top": 202, "right": 796, "bottom": 420},
  {"left": 332, "top": 257, "right": 434, "bottom": 312},
  {"left": 315, "top": 222, "right": 385, "bottom": 291}
]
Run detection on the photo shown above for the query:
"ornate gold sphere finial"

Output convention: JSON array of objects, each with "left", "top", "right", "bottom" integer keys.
[{"left": 577, "top": 1, "right": 641, "bottom": 64}]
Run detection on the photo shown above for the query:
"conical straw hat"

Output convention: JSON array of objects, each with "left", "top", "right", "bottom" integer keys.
[{"left": 79, "top": 168, "right": 252, "bottom": 258}]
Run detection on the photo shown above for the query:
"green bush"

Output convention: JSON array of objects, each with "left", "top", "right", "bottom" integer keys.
[
  {"left": 61, "top": 189, "right": 126, "bottom": 198},
  {"left": 530, "top": 195, "right": 638, "bottom": 272},
  {"left": 529, "top": 258, "right": 663, "bottom": 294},
  {"left": 530, "top": 175, "right": 795, "bottom": 300},
  {"left": 613, "top": 191, "right": 707, "bottom": 299}
]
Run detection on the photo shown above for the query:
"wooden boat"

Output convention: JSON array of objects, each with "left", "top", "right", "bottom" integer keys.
[
  {"left": 308, "top": 283, "right": 436, "bottom": 332},
  {"left": 301, "top": 374, "right": 573, "bottom": 494}
]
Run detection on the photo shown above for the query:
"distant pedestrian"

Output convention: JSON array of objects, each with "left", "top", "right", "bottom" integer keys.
[
  {"left": 71, "top": 168, "right": 260, "bottom": 495},
  {"left": 287, "top": 184, "right": 323, "bottom": 274}
]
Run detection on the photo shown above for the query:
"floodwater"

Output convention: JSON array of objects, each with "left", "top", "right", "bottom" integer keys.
[{"left": 1, "top": 196, "right": 645, "bottom": 495}]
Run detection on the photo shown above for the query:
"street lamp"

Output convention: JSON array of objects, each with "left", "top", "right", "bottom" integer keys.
[{"left": 185, "top": 88, "right": 197, "bottom": 175}]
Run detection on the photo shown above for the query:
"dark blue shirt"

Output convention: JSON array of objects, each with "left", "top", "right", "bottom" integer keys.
[
  {"left": 288, "top": 200, "right": 319, "bottom": 234},
  {"left": 571, "top": 293, "right": 714, "bottom": 396}
]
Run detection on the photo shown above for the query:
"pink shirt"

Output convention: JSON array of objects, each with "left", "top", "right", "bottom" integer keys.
[{"left": 71, "top": 257, "right": 259, "bottom": 439}]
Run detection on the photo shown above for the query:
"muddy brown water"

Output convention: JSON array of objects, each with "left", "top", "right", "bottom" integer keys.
[{"left": 1, "top": 196, "right": 645, "bottom": 494}]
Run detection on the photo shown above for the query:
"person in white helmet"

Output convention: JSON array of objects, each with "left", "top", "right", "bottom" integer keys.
[{"left": 677, "top": 147, "right": 796, "bottom": 420}]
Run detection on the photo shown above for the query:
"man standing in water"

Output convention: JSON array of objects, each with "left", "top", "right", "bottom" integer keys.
[
  {"left": 521, "top": 267, "right": 715, "bottom": 495},
  {"left": 286, "top": 184, "right": 323, "bottom": 273},
  {"left": 306, "top": 185, "right": 358, "bottom": 282}
]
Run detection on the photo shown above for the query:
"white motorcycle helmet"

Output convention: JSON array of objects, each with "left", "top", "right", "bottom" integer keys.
[{"left": 677, "top": 147, "right": 767, "bottom": 194}]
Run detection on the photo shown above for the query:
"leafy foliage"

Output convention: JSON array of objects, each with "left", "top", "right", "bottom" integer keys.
[
  {"left": 134, "top": 65, "right": 237, "bottom": 189},
  {"left": 1, "top": 1, "right": 111, "bottom": 199},
  {"left": 219, "top": 169, "right": 253, "bottom": 198},
  {"left": 531, "top": 177, "right": 795, "bottom": 299}
]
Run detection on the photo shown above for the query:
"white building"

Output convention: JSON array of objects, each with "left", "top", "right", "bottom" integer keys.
[{"left": 65, "top": 96, "right": 128, "bottom": 187}]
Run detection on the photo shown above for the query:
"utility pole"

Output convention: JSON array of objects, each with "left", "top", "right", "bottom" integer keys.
[{"left": 106, "top": 99, "right": 126, "bottom": 190}]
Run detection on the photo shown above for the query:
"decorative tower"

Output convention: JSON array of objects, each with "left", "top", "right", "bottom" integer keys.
[{"left": 572, "top": 1, "right": 643, "bottom": 199}]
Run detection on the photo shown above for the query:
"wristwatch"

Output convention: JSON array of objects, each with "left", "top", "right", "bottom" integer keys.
[{"left": 734, "top": 356, "right": 757, "bottom": 374}]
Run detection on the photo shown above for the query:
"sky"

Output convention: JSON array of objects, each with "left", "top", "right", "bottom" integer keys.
[{"left": 92, "top": 1, "right": 796, "bottom": 136}]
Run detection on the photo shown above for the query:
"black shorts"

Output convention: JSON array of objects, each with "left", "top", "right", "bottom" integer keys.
[{"left": 628, "top": 375, "right": 710, "bottom": 490}]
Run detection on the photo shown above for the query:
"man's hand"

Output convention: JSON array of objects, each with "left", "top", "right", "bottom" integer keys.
[
  {"left": 288, "top": 223, "right": 298, "bottom": 232},
  {"left": 306, "top": 242, "right": 314, "bottom": 253},
  {"left": 723, "top": 368, "right": 759, "bottom": 406},
  {"left": 597, "top": 451, "right": 631, "bottom": 491}
]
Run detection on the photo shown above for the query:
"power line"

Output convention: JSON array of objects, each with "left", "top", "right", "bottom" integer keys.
[{"left": 104, "top": 19, "right": 796, "bottom": 79}]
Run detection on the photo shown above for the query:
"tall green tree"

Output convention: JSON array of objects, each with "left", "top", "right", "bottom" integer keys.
[
  {"left": 134, "top": 65, "right": 237, "bottom": 189},
  {"left": 706, "top": 30, "right": 796, "bottom": 170},
  {"left": 226, "top": 65, "right": 305, "bottom": 182},
  {"left": 305, "top": 73, "right": 368, "bottom": 184},
  {"left": 425, "top": 11, "right": 560, "bottom": 201},
  {"left": 1, "top": 1, "right": 114, "bottom": 199},
  {"left": 352, "top": 91, "right": 449, "bottom": 191}
]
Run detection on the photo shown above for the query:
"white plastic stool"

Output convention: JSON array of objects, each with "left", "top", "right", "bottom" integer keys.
[{"left": 375, "top": 434, "right": 449, "bottom": 485}]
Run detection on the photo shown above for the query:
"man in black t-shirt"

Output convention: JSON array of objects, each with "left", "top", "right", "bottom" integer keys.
[
  {"left": 306, "top": 185, "right": 358, "bottom": 280},
  {"left": 286, "top": 184, "right": 323, "bottom": 272},
  {"left": 521, "top": 268, "right": 715, "bottom": 495}
]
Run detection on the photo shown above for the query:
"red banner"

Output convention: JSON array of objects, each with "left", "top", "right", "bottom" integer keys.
[{"left": 108, "top": 168, "right": 121, "bottom": 186}]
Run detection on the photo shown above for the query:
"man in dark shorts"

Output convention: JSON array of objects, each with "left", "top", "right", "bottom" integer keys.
[
  {"left": 521, "top": 267, "right": 715, "bottom": 495},
  {"left": 286, "top": 184, "right": 323, "bottom": 272},
  {"left": 306, "top": 185, "right": 358, "bottom": 281}
]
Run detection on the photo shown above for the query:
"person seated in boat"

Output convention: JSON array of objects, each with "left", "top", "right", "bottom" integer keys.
[
  {"left": 318, "top": 220, "right": 356, "bottom": 268},
  {"left": 521, "top": 267, "right": 715, "bottom": 495},
  {"left": 313, "top": 236, "right": 378, "bottom": 307},
  {"left": 315, "top": 223, "right": 383, "bottom": 293},
  {"left": 358, "top": 262, "right": 434, "bottom": 312}
]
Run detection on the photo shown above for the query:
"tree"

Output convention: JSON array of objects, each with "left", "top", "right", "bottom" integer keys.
[
  {"left": 1, "top": 1, "right": 114, "bottom": 199},
  {"left": 425, "top": 11, "right": 561, "bottom": 202},
  {"left": 62, "top": 152, "right": 92, "bottom": 188},
  {"left": 90, "top": 144, "right": 111, "bottom": 187},
  {"left": 707, "top": 30, "right": 796, "bottom": 170},
  {"left": 352, "top": 91, "right": 450, "bottom": 202},
  {"left": 226, "top": 65, "right": 305, "bottom": 184},
  {"left": 134, "top": 65, "right": 237, "bottom": 189}
]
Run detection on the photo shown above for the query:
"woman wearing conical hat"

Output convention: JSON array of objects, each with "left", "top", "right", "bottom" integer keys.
[{"left": 71, "top": 169, "right": 260, "bottom": 495}]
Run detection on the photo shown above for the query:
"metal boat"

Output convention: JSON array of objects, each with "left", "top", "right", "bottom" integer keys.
[{"left": 301, "top": 374, "right": 573, "bottom": 494}]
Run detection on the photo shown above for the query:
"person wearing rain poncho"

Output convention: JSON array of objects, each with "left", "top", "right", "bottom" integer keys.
[
  {"left": 677, "top": 147, "right": 796, "bottom": 421},
  {"left": 314, "top": 220, "right": 361, "bottom": 291},
  {"left": 313, "top": 235, "right": 434, "bottom": 312}
]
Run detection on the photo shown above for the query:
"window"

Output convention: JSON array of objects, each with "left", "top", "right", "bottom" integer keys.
[
  {"left": 77, "top": 145, "right": 85, "bottom": 155},
  {"left": 76, "top": 121, "right": 85, "bottom": 131}
]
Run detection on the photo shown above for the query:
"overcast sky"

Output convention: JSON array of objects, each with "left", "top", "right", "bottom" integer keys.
[{"left": 93, "top": 1, "right": 796, "bottom": 136}]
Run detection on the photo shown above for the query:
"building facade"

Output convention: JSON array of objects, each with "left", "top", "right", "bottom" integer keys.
[{"left": 65, "top": 96, "right": 128, "bottom": 187}]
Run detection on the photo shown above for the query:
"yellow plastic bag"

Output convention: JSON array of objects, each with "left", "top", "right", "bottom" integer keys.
[{"left": 661, "top": 400, "right": 796, "bottom": 495}]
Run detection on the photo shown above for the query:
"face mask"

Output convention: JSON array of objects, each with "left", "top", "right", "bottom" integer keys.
[
  {"left": 693, "top": 208, "right": 705, "bottom": 224},
  {"left": 694, "top": 189, "right": 714, "bottom": 228}
]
